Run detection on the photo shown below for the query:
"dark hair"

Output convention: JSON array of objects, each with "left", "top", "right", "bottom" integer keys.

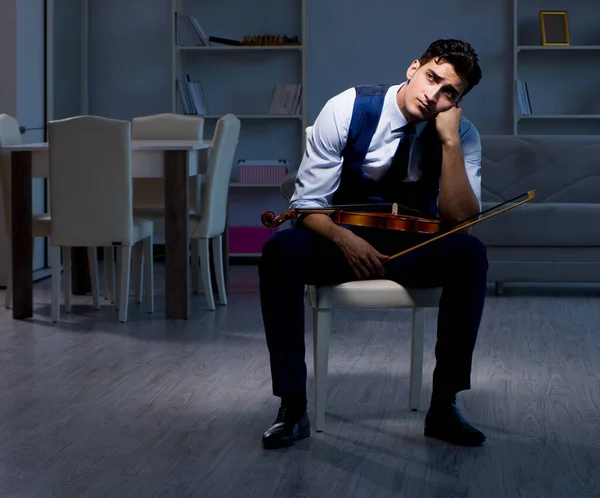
[{"left": 419, "top": 39, "right": 482, "bottom": 97}]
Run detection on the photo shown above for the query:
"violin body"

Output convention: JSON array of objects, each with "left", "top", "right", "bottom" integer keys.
[{"left": 329, "top": 211, "right": 440, "bottom": 234}]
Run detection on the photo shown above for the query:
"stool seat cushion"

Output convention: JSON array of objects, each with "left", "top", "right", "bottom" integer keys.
[{"left": 307, "top": 280, "right": 441, "bottom": 310}]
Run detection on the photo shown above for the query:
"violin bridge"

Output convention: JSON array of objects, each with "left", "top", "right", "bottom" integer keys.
[{"left": 392, "top": 203, "right": 398, "bottom": 215}]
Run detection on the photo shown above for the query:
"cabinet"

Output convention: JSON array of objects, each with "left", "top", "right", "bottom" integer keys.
[
  {"left": 170, "top": 0, "right": 307, "bottom": 257},
  {"left": 513, "top": 0, "right": 600, "bottom": 135}
]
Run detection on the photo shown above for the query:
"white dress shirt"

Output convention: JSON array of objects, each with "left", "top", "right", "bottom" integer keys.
[{"left": 290, "top": 82, "right": 482, "bottom": 211}]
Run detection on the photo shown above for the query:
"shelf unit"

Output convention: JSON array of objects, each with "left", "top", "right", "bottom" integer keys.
[
  {"left": 171, "top": 0, "right": 307, "bottom": 257},
  {"left": 513, "top": 0, "right": 600, "bottom": 134}
]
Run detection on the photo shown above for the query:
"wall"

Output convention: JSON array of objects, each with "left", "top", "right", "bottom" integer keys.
[
  {"left": 52, "top": 0, "right": 84, "bottom": 120},
  {"left": 0, "top": 1, "right": 18, "bottom": 118},
  {"left": 308, "top": 0, "right": 513, "bottom": 134},
  {"left": 88, "top": 0, "right": 172, "bottom": 119},
  {"left": 86, "top": 0, "right": 514, "bottom": 135}
]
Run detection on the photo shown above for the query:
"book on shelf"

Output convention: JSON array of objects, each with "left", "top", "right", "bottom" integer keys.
[
  {"left": 516, "top": 79, "right": 532, "bottom": 115},
  {"left": 268, "top": 84, "right": 302, "bottom": 115},
  {"left": 208, "top": 36, "right": 241, "bottom": 46},
  {"left": 176, "top": 13, "right": 210, "bottom": 46},
  {"left": 177, "top": 74, "right": 209, "bottom": 115}
]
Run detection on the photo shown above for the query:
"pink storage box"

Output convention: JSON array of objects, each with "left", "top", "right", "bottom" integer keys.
[
  {"left": 237, "top": 160, "right": 288, "bottom": 184},
  {"left": 228, "top": 226, "right": 279, "bottom": 254}
]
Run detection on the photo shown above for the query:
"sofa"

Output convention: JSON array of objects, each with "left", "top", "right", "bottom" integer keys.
[
  {"left": 280, "top": 134, "right": 600, "bottom": 290},
  {"left": 471, "top": 134, "right": 600, "bottom": 291}
]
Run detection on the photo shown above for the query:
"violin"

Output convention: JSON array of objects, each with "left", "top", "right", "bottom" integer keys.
[
  {"left": 261, "top": 202, "right": 442, "bottom": 235},
  {"left": 261, "top": 190, "right": 536, "bottom": 261}
]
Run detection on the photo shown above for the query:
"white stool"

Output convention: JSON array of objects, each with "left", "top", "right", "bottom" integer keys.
[{"left": 306, "top": 280, "right": 442, "bottom": 432}]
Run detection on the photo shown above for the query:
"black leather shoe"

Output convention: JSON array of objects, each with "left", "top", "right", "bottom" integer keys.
[
  {"left": 424, "top": 402, "right": 486, "bottom": 446},
  {"left": 262, "top": 404, "right": 311, "bottom": 450}
]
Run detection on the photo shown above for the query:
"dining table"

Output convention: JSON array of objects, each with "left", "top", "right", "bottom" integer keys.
[{"left": 3, "top": 139, "right": 211, "bottom": 320}]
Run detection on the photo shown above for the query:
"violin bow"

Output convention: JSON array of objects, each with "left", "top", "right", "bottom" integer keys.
[{"left": 387, "top": 190, "right": 536, "bottom": 262}]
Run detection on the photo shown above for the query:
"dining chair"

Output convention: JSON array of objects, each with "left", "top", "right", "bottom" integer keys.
[
  {"left": 135, "top": 113, "right": 240, "bottom": 310},
  {"left": 131, "top": 112, "right": 205, "bottom": 212},
  {"left": 108, "top": 113, "right": 206, "bottom": 303},
  {"left": 47, "top": 115, "right": 154, "bottom": 322}
]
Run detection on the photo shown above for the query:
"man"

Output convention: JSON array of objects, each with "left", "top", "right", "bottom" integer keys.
[{"left": 259, "top": 39, "right": 487, "bottom": 449}]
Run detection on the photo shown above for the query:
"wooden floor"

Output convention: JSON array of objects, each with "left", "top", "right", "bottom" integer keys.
[{"left": 0, "top": 264, "right": 599, "bottom": 497}]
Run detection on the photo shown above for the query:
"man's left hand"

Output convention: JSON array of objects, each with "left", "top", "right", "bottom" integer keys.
[{"left": 435, "top": 105, "right": 462, "bottom": 146}]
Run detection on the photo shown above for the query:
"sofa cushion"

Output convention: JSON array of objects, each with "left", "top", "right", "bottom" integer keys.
[
  {"left": 470, "top": 202, "right": 600, "bottom": 246},
  {"left": 485, "top": 247, "right": 600, "bottom": 282},
  {"left": 480, "top": 135, "right": 600, "bottom": 205}
]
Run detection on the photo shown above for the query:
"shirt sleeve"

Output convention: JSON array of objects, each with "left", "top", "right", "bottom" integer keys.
[
  {"left": 289, "top": 88, "right": 355, "bottom": 209},
  {"left": 459, "top": 119, "right": 482, "bottom": 211}
]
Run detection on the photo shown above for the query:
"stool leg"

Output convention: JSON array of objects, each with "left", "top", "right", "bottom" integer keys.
[
  {"left": 409, "top": 307, "right": 426, "bottom": 411},
  {"left": 313, "top": 308, "right": 331, "bottom": 432}
]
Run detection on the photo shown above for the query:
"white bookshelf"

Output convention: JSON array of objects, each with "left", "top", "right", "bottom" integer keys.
[
  {"left": 513, "top": 0, "right": 600, "bottom": 135},
  {"left": 171, "top": 0, "right": 307, "bottom": 257},
  {"left": 176, "top": 45, "right": 303, "bottom": 52}
]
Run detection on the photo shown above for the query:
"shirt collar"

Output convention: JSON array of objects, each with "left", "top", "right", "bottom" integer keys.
[{"left": 388, "top": 82, "right": 428, "bottom": 137}]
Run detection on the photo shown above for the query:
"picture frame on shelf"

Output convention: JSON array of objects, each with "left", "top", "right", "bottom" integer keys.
[{"left": 539, "top": 10, "right": 570, "bottom": 46}]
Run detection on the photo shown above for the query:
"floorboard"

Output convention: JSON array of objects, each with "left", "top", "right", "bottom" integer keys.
[{"left": 0, "top": 265, "right": 598, "bottom": 497}]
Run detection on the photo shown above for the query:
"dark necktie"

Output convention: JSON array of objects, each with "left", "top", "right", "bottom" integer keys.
[{"left": 389, "top": 123, "right": 416, "bottom": 182}]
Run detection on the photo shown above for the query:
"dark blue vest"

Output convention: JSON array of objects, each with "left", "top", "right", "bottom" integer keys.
[{"left": 332, "top": 84, "right": 443, "bottom": 218}]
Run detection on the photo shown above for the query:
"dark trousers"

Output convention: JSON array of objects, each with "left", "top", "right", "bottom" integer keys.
[{"left": 258, "top": 224, "right": 488, "bottom": 401}]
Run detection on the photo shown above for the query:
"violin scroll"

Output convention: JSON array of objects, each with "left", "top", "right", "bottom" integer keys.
[{"left": 261, "top": 210, "right": 299, "bottom": 228}]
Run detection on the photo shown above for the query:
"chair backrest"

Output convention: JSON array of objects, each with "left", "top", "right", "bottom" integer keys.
[
  {"left": 132, "top": 113, "right": 204, "bottom": 140},
  {"left": 0, "top": 114, "right": 23, "bottom": 235},
  {"left": 48, "top": 115, "right": 135, "bottom": 247},
  {"left": 131, "top": 113, "right": 205, "bottom": 211},
  {"left": 197, "top": 113, "right": 240, "bottom": 238},
  {"left": 280, "top": 125, "right": 312, "bottom": 202}
]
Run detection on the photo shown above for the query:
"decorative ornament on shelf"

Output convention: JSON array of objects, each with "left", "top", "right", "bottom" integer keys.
[
  {"left": 241, "top": 34, "right": 300, "bottom": 46},
  {"left": 539, "top": 10, "right": 570, "bottom": 46}
]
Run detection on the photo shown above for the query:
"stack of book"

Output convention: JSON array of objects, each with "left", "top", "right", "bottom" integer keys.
[
  {"left": 176, "top": 13, "right": 210, "bottom": 46},
  {"left": 177, "top": 74, "right": 208, "bottom": 115},
  {"left": 268, "top": 84, "right": 302, "bottom": 115},
  {"left": 516, "top": 80, "right": 532, "bottom": 115}
]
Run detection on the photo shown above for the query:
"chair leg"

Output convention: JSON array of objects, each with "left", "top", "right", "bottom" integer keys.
[
  {"left": 61, "top": 247, "right": 71, "bottom": 313},
  {"left": 143, "top": 236, "right": 154, "bottom": 314},
  {"left": 409, "top": 307, "right": 426, "bottom": 411},
  {"left": 312, "top": 308, "right": 332, "bottom": 432},
  {"left": 211, "top": 234, "right": 227, "bottom": 305},
  {"left": 50, "top": 245, "right": 61, "bottom": 322},
  {"left": 117, "top": 246, "right": 132, "bottom": 322},
  {"left": 103, "top": 247, "right": 115, "bottom": 303},
  {"left": 115, "top": 247, "right": 122, "bottom": 310},
  {"left": 87, "top": 247, "right": 100, "bottom": 310},
  {"left": 191, "top": 238, "right": 200, "bottom": 294},
  {"left": 131, "top": 241, "right": 144, "bottom": 304},
  {"left": 197, "top": 238, "right": 215, "bottom": 310},
  {"left": 5, "top": 252, "right": 12, "bottom": 309}
]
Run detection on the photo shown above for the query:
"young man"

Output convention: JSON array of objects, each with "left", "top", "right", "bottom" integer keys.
[{"left": 259, "top": 39, "right": 487, "bottom": 449}]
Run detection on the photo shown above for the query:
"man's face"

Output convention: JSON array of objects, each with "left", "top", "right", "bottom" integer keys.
[{"left": 399, "top": 59, "right": 468, "bottom": 122}]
